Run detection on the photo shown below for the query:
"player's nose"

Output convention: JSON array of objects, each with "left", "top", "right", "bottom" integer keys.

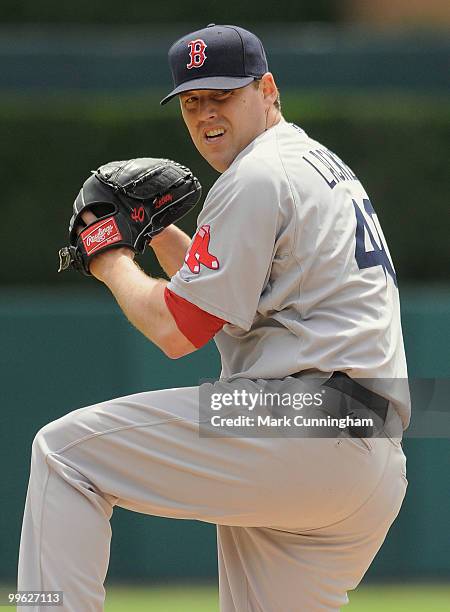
[{"left": 197, "top": 96, "right": 219, "bottom": 122}]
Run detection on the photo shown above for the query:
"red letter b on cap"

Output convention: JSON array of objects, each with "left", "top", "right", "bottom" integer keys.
[{"left": 187, "top": 39, "right": 207, "bottom": 69}]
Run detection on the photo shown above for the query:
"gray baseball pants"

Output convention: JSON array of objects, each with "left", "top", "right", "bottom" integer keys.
[{"left": 18, "top": 379, "right": 407, "bottom": 611}]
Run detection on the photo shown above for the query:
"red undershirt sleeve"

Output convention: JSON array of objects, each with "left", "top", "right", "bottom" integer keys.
[{"left": 164, "top": 287, "right": 227, "bottom": 349}]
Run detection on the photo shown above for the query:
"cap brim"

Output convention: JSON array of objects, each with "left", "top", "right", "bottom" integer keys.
[{"left": 160, "top": 76, "right": 256, "bottom": 105}]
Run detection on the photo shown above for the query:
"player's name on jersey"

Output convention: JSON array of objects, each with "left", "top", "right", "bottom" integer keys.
[{"left": 303, "top": 147, "right": 357, "bottom": 189}]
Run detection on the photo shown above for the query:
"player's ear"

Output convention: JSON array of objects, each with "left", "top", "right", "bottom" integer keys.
[{"left": 260, "top": 73, "right": 278, "bottom": 107}]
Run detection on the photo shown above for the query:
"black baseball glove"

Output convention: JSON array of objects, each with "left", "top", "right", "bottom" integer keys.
[{"left": 58, "top": 158, "right": 202, "bottom": 276}]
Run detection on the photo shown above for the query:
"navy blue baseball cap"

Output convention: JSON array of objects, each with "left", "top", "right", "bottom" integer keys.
[{"left": 160, "top": 24, "right": 268, "bottom": 105}]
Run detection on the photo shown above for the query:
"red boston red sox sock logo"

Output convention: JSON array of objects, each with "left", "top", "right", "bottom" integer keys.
[
  {"left": 185, "top": 225, "right": 219, "bottom": 274},
  {"left": 187, "top": 39, "right": 207, "bottom": 69}
]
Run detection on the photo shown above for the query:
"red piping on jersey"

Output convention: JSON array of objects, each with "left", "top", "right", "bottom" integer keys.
[{"left": 164, "top": 287, "right": 227, "bottom": 349}]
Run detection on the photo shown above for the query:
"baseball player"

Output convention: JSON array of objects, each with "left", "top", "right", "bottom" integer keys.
[{"left": 18, "top": 24, "right": 410, "bottom": 611}]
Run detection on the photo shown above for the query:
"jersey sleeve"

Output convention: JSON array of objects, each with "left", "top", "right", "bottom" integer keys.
[
  {"left": 168, "top": 160, "right": 281, "bottom": 331},
  {"left": 164, "top": 287, "right": 227, "bottom": 348}
]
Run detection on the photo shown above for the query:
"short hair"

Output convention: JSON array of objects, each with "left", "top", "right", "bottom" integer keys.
[{"left": 253, "top": 78, "right": 281, "bottom": 112}]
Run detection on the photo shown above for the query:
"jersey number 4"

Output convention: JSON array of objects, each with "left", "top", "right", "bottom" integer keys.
[{"left": 353, "top": 198, "right": 397, "bottom": 287}]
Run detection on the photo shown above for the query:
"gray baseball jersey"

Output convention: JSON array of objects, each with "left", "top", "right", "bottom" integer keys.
[{"left": 168, "top": 119, "right": 410, "bottom": 428}]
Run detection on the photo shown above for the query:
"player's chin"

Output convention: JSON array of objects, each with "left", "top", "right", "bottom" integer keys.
[
  {"left": 200, "top": 150, "right": 232, "bottom": 173},
  {"left": 208, "top": 155, "right": 232, "bottom": 173}
]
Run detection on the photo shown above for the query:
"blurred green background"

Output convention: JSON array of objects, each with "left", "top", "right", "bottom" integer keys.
[{"left": 1, "top": 1, "right": 449, "bottom": 610}]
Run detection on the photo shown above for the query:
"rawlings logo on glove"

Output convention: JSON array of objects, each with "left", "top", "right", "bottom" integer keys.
[
  {"left": 81, "top": 218, "right": 122, "bottom": 255},
  {"left": 58, "top": 158, "right": 202, "bottom": 276}
]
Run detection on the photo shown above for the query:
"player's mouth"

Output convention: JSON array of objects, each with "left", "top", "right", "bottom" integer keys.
[{"left": 203, "top": 127, "right": 226, "bottom": 144}]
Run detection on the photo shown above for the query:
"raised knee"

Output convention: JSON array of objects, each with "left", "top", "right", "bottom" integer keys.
[{"left": 31, "top": 415, "right": 72, "bottom": 459}]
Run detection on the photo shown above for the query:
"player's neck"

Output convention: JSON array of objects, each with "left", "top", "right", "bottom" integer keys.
[{"left": 265, "top": 108, "right": 283, "bottom": 132}]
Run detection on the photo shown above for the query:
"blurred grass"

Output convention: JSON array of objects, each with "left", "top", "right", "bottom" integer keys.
[
  {"left": 100, "top": 583, "right": 450, "bottom": 611},
  {"left": 1, "top": 90, "right": 448, "bottom": 122},
  {"left": 104, "top": 584, "right": 217, "bottom": 612}
]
